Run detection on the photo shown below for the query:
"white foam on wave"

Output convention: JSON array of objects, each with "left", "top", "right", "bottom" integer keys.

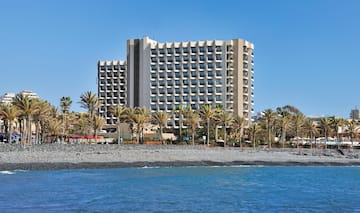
[{"left": 0, "top": 171, "right": 15, "bottom": 175}]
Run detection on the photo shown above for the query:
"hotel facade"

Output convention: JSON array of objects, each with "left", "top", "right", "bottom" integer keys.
[{"left": 98, "top": 36, "right": 254, "bottom": 128}]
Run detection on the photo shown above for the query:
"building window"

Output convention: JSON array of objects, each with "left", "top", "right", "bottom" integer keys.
[
  {"left": 199, "top": 79, "right": 205, "bottom": 85},
  {"left": 208, "top": 96, "right": 213, "bottom": 101},
  {"left": 175, "top": 88, "right": 180, "bottom": 94},
  {"left": 215, "top": 46, "right": 221, "bottom": 52},
  {"left": 216, "top": 87, "right": 222, "bottom": 93},
  {"left": 167, "top": 64, "right": 173, "bottom": 70},
  {"left": 183, "top": 72, "right": 189, "bottom": 78},
  {"left": 183, "top": 47, "right": 189, "bottom": 53},
  {"left": 208, "top": 46, "right": 213, "bottom": 52},
  {"left": 183, "top": 79, "right": 189, "bottom": 85},
  {"left": 175, "top": 56, "right": 180, "bottom": 62},
  {"left": 191, "top": 63, "right": 196, "bottom": 69},
  {"left": 183, "top": 88, "right": 189, "bottom": 93},
  {"left": 199, "top": 71, "right": 205, "bottom": 77},
  {"left": 175, "top": 96, "right": 181, "bottom": 102},
  {"left": 191, "top": 96, "right": 197, "bottom": 102},
  {"left": 216, "top": 54, "right": 222, "bottom": 60},
  {"left": 191, "top": 79, "right": 197, "bottom": 85},
  {"left": 208, "top": 63, "right": 213, "bottom": 69},
  {"left": 216, "top": 62, "right": 222, "bottom": 68},
  {"left": 216, "top": 70, "right": 221, "bottom": 76},
  {"left": 159, "top": 72, "right": 165, "bottom": 78},
  {"left": 175, "top": 64, "right": 180, "bottom": 70},
  {"left": 216, "top": 95, "right": 221, "bottom": 101},
  {"left": 175, "top": 48, "right": 180, "bottom": 54},
  {"left": 208, "top": 88, "right": 213, "bottom": 93},
  {"left": 159, "top": 57, "right": 164, "bottom": 63},
  {"left": 199, "top": 55, "right": 205, "bottom": 61},
  {"left": 151, "top": 57, "right": 157, "bottom": 63},
  {"left": 199, "top": 96, "right": 205, "bottom": 101},
  {"left": 191, "top": 71, "right": 197, "bottom": 78},
  {"left": 167, "top": 80, "right": 173, "bottom": 86},
  {"left": 167, "top": 48, "right": 173, "bottom": 54},
  {"left": 159, "top": 80, "right": 165, "bottom": 87},
  {"left": 183, "top": 64, "right": 189, "bottom": 70},
  {"left": 159, "top": 65, "right": 165, "bottom": 70},
  {"left": 191, "top": 47, "right": 197, "bottom": 53},
  {"left": 167, "top": 88, "right": 173, "bottom": 94},
  {"left": 191, "top": 87, "right": 197, "bottom": 93},
  {"left": 208, "top": 55, "right": 214, "bottom": 60},
  {"left": 159, "top": 49, "right": 165, "bottom": 54},
  {"left": 191, "top": 55, "right": 197, "bottom": 62},
  {"left": 199, "top": 63, "right": 205, "bottom": 70},
  {"left": 175, "top": 72, "right": 181, "bottom": 78},
  {"left": 199, "top": 47, "right": 205, "bottom": 53},
  {"left": 167, "top": 56, "right": 173, "bottom": 62},
  {"left": 151, "top": 49, "right": 157, "bottom": 55},
  {"left": 183, "top": 55, "right": 189, "bottom": 61},
  {"left": 199, "top": 87, "right": 205, "bottom": 93},
  {"left": 207, "top": 79, "right": 213, "bottom": 85}
]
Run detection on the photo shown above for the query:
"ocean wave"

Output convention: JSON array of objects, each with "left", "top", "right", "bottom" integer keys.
[{"left": 0, "top": 171, "right": 15, "bottom": 175}]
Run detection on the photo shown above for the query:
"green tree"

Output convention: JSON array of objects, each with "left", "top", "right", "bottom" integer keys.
[
  {"left": 151, "top": 111, "right": 169, "bottom": 143},
  {"left": 79, "top": 91, "right": 99, "bottom": 136},
  {"left": 60, "top": 96, "right": 72, "bottom": 139},
  {"left": 248, "top": 123, "right": 261, "bottom": 149},
  {"left": 109, "top": 105, "right": 127, "bottom": 144},
  {"left": 232, "top": 115, "right": 246, "bottom": 149},
  {"left": 215, "top": 110, "right": 233, "bottom": 147},
  {"left": 303, "top": 119, "right": 318, "bottom": 150},
  {"left": 276, "top": 107, "right": 292, "bottom": 148},
  {"left": 127, "top": 107, "right": 150, "bottom": 144},
  {"left": 293, "top": 113, "right": 305, "bottom": 149},
  {"left": 200, "top": 104, "right": 217, "bottom": 146},
  {"left": 262, "top": 109, "right": 276, "bottom": 149},
  {"left": 346, "top": 120, "right": 359, "bottom": 148},
  {"left": 0, "top": 103, "right": 20, "bottom": 143},
  {"left": 13, "top": 93, "right": 39, "bottom": 144},
  {"left": 186, "top": 110, "right": 201, "bottom": 145},
  {"left": 320, "top": 117, "right": 332, "bottom": 149},
  {"left": 330, "top": 116, "right": 345, "bottom": 148}
]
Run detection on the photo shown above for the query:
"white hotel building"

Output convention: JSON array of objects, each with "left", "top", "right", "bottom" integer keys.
[{"left": 98, "top": 36, "right": 254, "bottom": 128}]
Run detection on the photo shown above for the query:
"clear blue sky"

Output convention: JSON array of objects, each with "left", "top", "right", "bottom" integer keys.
[{"left": 1, "top": 0, "right": 359, "bottom": 117}]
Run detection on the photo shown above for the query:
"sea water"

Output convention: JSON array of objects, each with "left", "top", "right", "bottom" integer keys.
[{"left": 0, "top": 166, "right": 359, "bottom": 212}]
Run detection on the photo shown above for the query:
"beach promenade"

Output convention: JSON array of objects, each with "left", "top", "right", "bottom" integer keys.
[{"left": 0, "top": 144, "right": 359, "bottom": 170}]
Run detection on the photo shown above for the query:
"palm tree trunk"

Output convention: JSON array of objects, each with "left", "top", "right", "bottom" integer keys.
[
  {"left": 160, "top": 126, "right": 164, "bottom": 144},
  {"left": 8, "top": 121, "right": 12, "bottom": 143},
  {"left": 27, "top": 116, "right": 32, "bottom": 145},
  {"left": 282, "top": 128, "right": 286, "bottom": 148},
  {"left": 207, "top": 118, "right": 210, "bottom": 146},
  {"left": 192, "top": 129, "right": 195, "bottom": 146},
  {"left": 223, "top": 125, "right": 227, "bottom": 147}
]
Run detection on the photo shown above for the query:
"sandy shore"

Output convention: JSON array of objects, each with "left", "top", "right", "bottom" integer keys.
[{"left": 0, "top": 144, "right": 359, "bottom": 170}]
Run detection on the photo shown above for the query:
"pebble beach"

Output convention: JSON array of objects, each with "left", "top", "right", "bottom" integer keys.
[{"left": 0, "top": 144, "right": 359, "bottom": 170}]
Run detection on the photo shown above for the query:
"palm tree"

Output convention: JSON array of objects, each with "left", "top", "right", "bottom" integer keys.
[
  {"left": 276, "top": 107, "right": 292, "bottom": 148},
  {"left": 109, "top": 105, "right": 127, "bottom": 144},
  {"left": 127, "top": 107, "right": 150, "bottom": 144},
  {"left": 232, "top": 115, "right": 246, "bottom": 149},
  {"left": 262, "top": 109, "right": 276, "bottom": 149},
  {"left": 13, "top": 93, "right": 39, "bottom": 144},
  {"left": 80, "top": 91, "right": 99, "bottom": 137},
  {"left": 330, "top": 116, "right": 345, "bottom": 149},
  {"left": 215, "top": 110, "right": 233, "bottom": 147},
  {"left": 0, "top": 104, "right": 20, "bottom": 143},
  {"left": 60, "top": 96, "right": 72, "bottom": 140},
  {"left": 346, "top": 120, "right": 359, "bottom": 148},
  {"left": 248, "top": 123, "right": 261, "bottom": 149},
  {"left": 152, "top": 111, "right": 169, "bottom": 144},
  {"left": 32, "top": 100, "right": 52, "bottom": 144},
  {"left": 47, "top": 118, "right": 62, "bottom": 143},
  {"left": 174, "top": 105, "right": 192, "bottom": 140},
  {"left": 293, "top": 113, "right": 305, "bottom": 149},
  {"left": 200, "top": 104, "right": 217, "bottom": 146},
  {"left": 93, "top": 115, "right": 105, "bottom": 143},
  {"left": 186, "top": 110, "right": 201, "bottom": 145},
  {"left": 320, "top": 117, "right": 331, "bottom": 149},
  {"left": 303, "top": 119, "right": 319, "bottom": 150}
]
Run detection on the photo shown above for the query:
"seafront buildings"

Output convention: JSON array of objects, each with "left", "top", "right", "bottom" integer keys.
[
  {"left": 98, "top": 36, "right": 254, "bottom": 128},
  {"left": 0, "top": 90, "right": 39, "bottom": 104}
]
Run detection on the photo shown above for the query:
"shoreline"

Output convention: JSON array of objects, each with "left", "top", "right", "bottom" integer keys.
[
  {"left": 1, "top": 160, "right": 360, "bottom": 171},
  {"left": 1, "top": 144, "right": 359, "bottom": 170}
]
